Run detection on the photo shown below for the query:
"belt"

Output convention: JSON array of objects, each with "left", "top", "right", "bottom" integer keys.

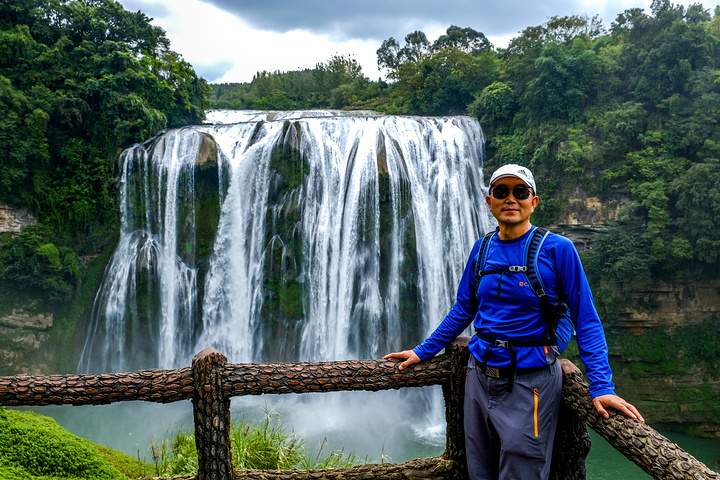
[
  {"left": 481, "top": 363, "right": 550, "bottom": 379},
  {"left": 476, "top": 332, "right": 556, "bottom": 392}
]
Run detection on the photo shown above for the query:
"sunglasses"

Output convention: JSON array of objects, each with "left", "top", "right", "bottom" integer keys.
[{"left": 490, "top": 186, "right": 533, "bottom": 200}]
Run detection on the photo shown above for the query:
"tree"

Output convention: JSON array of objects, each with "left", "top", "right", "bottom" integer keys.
[
  {"left": 396, "top": 48, "right": 499, "bottom": 115},
  {"left": 0, "top": 0, "right": 210, "bottom": 302},
  {"left": 432, "top": 25, "right": 492, "bottom": 55},
  {"left": 671, "top": 157, "right": 720, "bottom": 266},
  {"left": 376, "top": 31, "right": 431, "bottom": 80},
  {"left": 376, "top": 37, "right": 401, "bottom": 79}
]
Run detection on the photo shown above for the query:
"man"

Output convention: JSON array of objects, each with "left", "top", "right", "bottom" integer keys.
[{"left": 384, "top": 164, "right": 643, "bottom": 480}]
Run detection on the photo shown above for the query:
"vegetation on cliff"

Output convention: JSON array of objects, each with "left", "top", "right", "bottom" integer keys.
[{"left": 0, "top": 0, "right": 209, "bottom": 304}]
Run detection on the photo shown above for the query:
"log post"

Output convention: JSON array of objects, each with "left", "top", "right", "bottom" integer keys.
[
  {"left": 549, "top": 395, "right": 592, "bottom": 479},
  {"left": 443, "top": 337, "right": 471, "bottom": 479},
  {"left": 192, "top": 348, "right": 233, "bottom": 480}
]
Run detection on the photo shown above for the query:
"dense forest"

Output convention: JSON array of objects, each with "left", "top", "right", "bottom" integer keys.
[
  {"left": 0, "top": 0, "right": 209, "bottom": 303},
  {"left": 1, "top": 0, "right": 720, "bottom": 403}
]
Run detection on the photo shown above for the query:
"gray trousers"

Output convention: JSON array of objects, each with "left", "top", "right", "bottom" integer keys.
[{"left": 464, "top": 355, "right": 562, "bottom": 480}]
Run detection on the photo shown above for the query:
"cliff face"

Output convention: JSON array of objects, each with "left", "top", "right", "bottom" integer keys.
[
  {"left": 0, "top": 304, "right": 54, "bottom": 375},
  {"left": 0, "top": 203, "right": 36, "bottom": 235},
  {"left": 0, "top": 204, "right": 53, "bottom": 374},
  {"left": 552, "top": 198, "right": 720, "bottom": 438}
]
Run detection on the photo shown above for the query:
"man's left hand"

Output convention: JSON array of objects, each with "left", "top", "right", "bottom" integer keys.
[{"left": 592, "top": 394, "right": 645, "bottom": 423}]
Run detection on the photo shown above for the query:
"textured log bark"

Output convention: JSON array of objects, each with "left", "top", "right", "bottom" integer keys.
[
  {"left": 192, "top": 348, "right": 233, "bottom": 480},
  {"left": 561, "top": 371, "right": 720, "bottom": 480},
  {"left": 443, "top": 339, "right": 469, "bottom": 471},
  {"left": 550, "top": 397, "right": 591, "bottom": 480},
  {"left": 222, "top": 355, "right": 451, "bottom": 396},
  {"left": 231, "top": 457, "right": 462, "bottom": 480},
  {"left": 0, "top": 368, "right": 193, "bottom": 405},
  {"left": 141, "top": 457, "right": 462, "bottom": 480}
]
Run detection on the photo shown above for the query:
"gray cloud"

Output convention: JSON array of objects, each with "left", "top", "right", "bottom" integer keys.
[
  {"left": 191, "top": 60, "right": 236, "bottom": 83},
  {"left": 199, "top": 0, "right": 631, "bottom": 42}
]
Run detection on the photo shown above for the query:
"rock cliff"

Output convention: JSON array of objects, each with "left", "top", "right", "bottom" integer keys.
[
  {"left": 552, "top": 200, "right": 720, "bottom": 439},
  {"left": 0, "top": 202, "right": 36, "bottom": 235}
]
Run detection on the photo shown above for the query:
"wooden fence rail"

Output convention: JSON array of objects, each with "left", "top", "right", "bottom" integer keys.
[{"left": 0, "top": 338, "right": 718, "bottom": 480}]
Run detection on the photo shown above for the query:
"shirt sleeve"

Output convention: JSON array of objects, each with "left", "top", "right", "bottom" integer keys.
[
  {"left": 552, "top": 235, "right": 616, "bottom": 398},
  {"left": 413, "top": 240, "right": 481, "bottom": 361}
]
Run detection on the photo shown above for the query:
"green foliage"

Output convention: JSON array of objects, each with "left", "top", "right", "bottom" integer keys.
[
  {"left": 0, "top": 224, "right": 81, "bottom": 303},
  {"left": 210, "top": 52, "right": 376, "bottom": 111},
  {"left": 0, "top": 0, "right": 209, "bottom": 302},
  {"left": 0, "top": 409, "right": 128, "bottom": 480},
  {"left": 671, "top": 158, "right": 720, "bottom": 265},
  {"left": 268, "top": 136, "right": 310, "bottom": 197},
  {"left": 583, "top": 222, "right": 654, "bottom": 288},
  {"left": 150, "top": 430, "right": 198, "bottom": 476},
  {"left": 470, "top": 81, "right": 516, "bottom": 130},
  {"left": 394, "top": 48, "right": 500, "bottom": 115},
  {"left": 616, "top": 319, "right": 720, "bottom": 385},
  {"left": 231, "top": 409, "right": 305, "bottom": 470}
]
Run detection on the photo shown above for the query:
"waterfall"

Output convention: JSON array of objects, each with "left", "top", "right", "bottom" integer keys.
[{"left": 78, "top": 111, "right": 494, "bottom": 377}]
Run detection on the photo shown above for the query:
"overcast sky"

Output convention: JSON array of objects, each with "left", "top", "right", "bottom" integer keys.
[{"left": 116, "top": 0, "right": 720, "bottom": 84}]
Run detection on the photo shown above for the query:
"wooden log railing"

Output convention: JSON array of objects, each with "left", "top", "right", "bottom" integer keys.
[{"left": 0, "top": 338, "right": 718, "bottom": 480}]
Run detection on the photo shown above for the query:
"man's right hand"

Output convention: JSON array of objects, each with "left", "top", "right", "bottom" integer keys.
[{"left": 383, "top": 350, "right": 421, "bottom": 370}]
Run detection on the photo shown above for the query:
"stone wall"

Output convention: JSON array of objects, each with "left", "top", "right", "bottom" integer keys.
[
  {"left": 0, "top": 202, "right": 36, "bottom": 235},
  {"left": 0, "top": 304, "right": 54, "bottom": 375}
]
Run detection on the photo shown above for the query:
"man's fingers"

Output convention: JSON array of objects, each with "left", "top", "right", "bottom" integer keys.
[
  {"left": 383, "top": 350, "right": 420, "bottom": 370},
  {"left": 593, "top": 395, "right": 644, "bottom": 422},
  {"left": 593, "top": 398, "right": 610, "bottom": 419}
]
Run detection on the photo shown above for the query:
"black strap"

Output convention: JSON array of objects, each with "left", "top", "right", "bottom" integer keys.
[
  {"left": 476, "top": 332, "right": 555, "bottom": 392},
  {"left": 525, "top": 227, "right": 563, "bottom": 344}
]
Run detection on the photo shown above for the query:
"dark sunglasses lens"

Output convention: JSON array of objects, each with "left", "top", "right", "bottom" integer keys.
[
  {"left": 492, "top": 187, "right": 509, "bottom": 199},
  {"left": 492, "top": 186, "right": 531, "bottom": 200},
  {"left": 514, "top": 188, "right": 531, "bottom": 200}
]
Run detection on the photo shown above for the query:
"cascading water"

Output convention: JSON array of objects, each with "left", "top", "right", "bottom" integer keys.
[
  {"left": 78, "top": 128, "right": 211, "bottom": 373},
  {"left": 76, "top": 110, "right": 495, "bottom": 459}
]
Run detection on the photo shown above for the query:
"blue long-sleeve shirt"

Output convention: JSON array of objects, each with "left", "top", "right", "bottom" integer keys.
[{"left": 414, "top": 226, "right": 615, "bottom": 399}]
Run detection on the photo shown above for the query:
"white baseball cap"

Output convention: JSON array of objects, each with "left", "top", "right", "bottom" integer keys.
[{"left": 488, "top": 164, "right": 536, "bottom": 194}]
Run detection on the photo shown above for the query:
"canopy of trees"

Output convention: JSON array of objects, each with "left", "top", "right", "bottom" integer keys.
[{"left": 0, "top": 0, "right": 209, "bottom": 302}]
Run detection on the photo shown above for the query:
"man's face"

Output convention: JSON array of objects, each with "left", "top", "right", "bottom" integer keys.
[{"left": 485, "top": 177, "right": 539, "bottom": 227}]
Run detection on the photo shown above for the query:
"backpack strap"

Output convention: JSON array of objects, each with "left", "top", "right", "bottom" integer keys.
[
  {"left": 524, "top": 227, "right": 550, "bottom": 297},
  {"left": 526, "top": 227, "right": 573, "bottom": 343},
  {"left": 472, "top": 230, "right": 495, "bottom": 288},
  {"left": 523, "top": 227, "right": 561, "bottom": 343}
]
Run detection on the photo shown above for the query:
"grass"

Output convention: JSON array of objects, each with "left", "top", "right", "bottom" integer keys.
[
  {"left": 150, "top": 406, "right": 360, "bottom": 476},
  {"left": 0, "top": 407, "right": 153, "bottom": 480}
]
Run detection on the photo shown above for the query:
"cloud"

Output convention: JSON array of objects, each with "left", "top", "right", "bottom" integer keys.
[
  {"left": 199, "top": 0, "right": 595, "bottom": 41},
  {"left": 193, "top": 60, "right": 236, "bottom": 83}
]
